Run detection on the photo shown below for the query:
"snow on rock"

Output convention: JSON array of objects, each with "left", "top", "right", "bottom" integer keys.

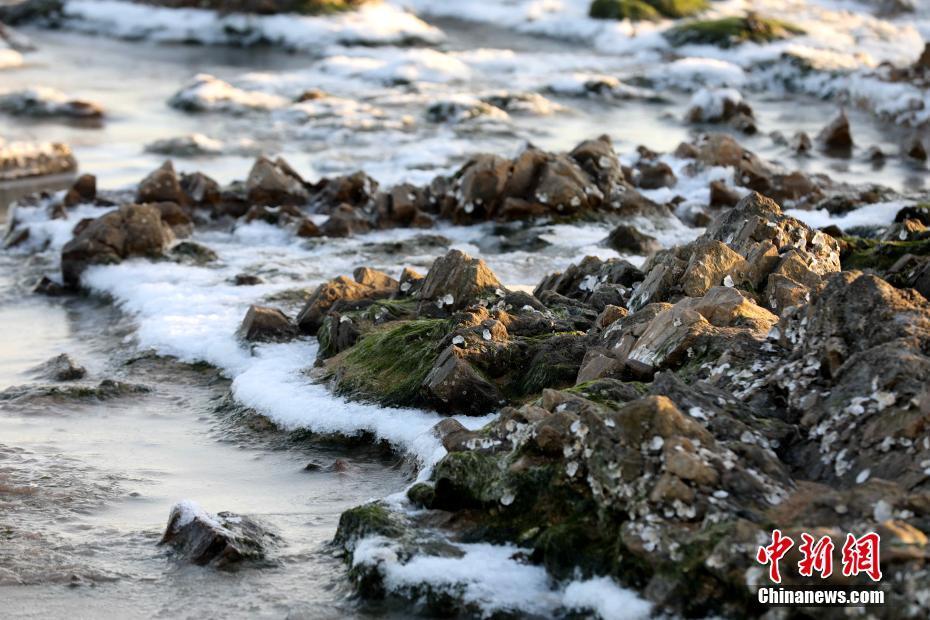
[
  {"left": 61, "top": 0, "right": 444, "bottom": 48},
  {"left": 169, "top": 74, "right": 291, "bottom": 113}
]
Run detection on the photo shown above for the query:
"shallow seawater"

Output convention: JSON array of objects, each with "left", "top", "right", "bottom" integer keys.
[
  {"left": 0, "top": 6, "right": 927, "bottom": 619},
  {"left": 0, "top": 252, "right": 412, "bottom": 618}
]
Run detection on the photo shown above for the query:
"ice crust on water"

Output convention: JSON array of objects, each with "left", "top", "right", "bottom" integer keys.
[{"left": 352, "top": 537, "right": 652, "bottom": 619}]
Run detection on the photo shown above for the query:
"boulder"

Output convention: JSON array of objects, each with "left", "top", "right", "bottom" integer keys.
[
  {"left": 0, "top": 139, "right": 76, "bottom": 181},
  {"left": 61, "top": 204, "right": 174, "bottom": 288},
  {"left": 160, "top": 501, "right": 276, "bottom": 569}
]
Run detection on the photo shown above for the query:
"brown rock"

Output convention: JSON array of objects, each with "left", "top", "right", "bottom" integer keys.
[{"left": 237, "top": 305, "right": 298, "bottom": 343}]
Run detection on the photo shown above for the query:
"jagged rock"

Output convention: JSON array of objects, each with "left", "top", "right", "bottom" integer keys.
[
  {"left": 352, "top": 267, "right": 398, "bottom": 290},
  {"left": 246, "top": 156, "right": 308, "bottom": 206},
  {"left": 180, "top": 172, "right": 222, "bottom": 210},
  {"left": 817, "top": 110, "right": 853, "bottom": 151},
  {"left": 416, "top": 250, "right": 503, "bottom": 316},
  {"left": 769, "top": 272, "right": 930, "bottom": 488},
  {"left": 30, "top": 353, "right": 86, "bottom": 381},
  {"left": 605, "top": 224, "right": 661, "bottom": 256},
  {"left": 296, "top": 273, "right": 392, "bottom": 335},
  {"left": 397, "top": 267, "right": 424, "bottom": 297},
  {"left": 421, "top": 346, "right": 502, "bottom": 414},
  {"left": 63, "top": 174, "right": 96, "bottom": 207},
  {"left": 628, "top": 193, "right": 840, "bottom": 313},
  {"left": 310, "top": 171, "right": 377, "bottom": 212},
  {"left": 160, "top": 501, "right": 276, "bottom": 569},
  {"left": 535, "top": 255, "right": 643, "bottom": 310},
  {"left": 137, "top": 161, "right": 185, "bottom": 205},
  {"left": 61, "top": 204, "right": 174, "bottom": 288},
  {"left": 320, "top": 204, "right": 371, "bottom": 237},
  {"left": 237, "top": 305, "right": 298, "bottom": 343}
]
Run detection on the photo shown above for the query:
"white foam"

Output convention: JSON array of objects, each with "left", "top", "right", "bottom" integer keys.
[
  {"left": 785, "top": 200, "right": 909, "bottom": 230},
  {"left": 352, "top": 536, "right": 652, "bottom": 619}
]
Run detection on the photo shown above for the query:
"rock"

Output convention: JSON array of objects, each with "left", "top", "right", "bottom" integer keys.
[
  {"left": 769, "top": 272, "right": 930, "bottom": 488},
  {"left": 136, "top": 161, "right": 185, "bottom": 205},
  {"left": 789, "top": 131, "right": 812, "bottom": 154},
  {"left": 421, "top": 346, "right": 502, "bottom": 414},
  {"left": 628, "top": 192, "right": 840, "bottom": 313},
  {"left": 233, "top": 273, "right": 263, "bottom": 286},
  {"left": 0, "top": 0, "right": 63, "bottom": 24},
  {"left": 416, "top": 250, "right": 503, "bottom": 316},
  {"left": 817, "top": 110, "right": 853, "bottom": 151},
  {"left": 0, "top": 139, "right": 76, "bottom": 181},
  {"left": 636, "top": 161, "right": 676, "bottom": 189},
  {"left": 237, "top": 305, "right": 297, "bottom": 343},
  {"left": 320, "top": 204, "right": 371, "bottom": 237},
  {"left": 160, "top": 501, "right": 276, "bottom": 569},
  {"left": 708, "top": 180, "right": 740, "bottom": 208},
  {"left": 61, "top": 204, "right": 174, "bottom": 288},
  {"left": 246, "top": 156, "right": 308, "bottom": 206},
  {"left": 352, "top": 267, "right": 398, "bottom": 290},
  {"left": 0, "top": 379, "right": 150, "bottom": 404},
  {"left": 0, "top": 87, "right": 103, "bottom": 119},
  {"left": 144, "top": 133, "right": 223, "bottom": 157},
  {"left": 906, "top": 137, "right": 927, "bottom": 161},
  {"left": 605, "top": 224, "right": 661, "bottom": 256},
  {"left": 685, "top": 88, "right": 753, "bottom": 126},
  {"left": 63, "top": 174, "right": 96, "bottom": 207},
  {"left": 33, "top": 275, "right": 66, "bottom": 296},
  {"left": 180, "top": 172, "right": 221, "bottom": 209},
  {"left": 169, "top": 241, "right": 217, "bottom": 265},
  {"left": 589, "top": 0, "right": 707, "bottom": 21},
  {"left": 296, "top": 275, "right": 390, "bottom": 335},
  {"left": 142, "top": 0, "right": 369, "bottom": 15},
  {"left": 866, "top": 145, "right": 886, "bottom": 162},
  {"left": 30, "top": 353, "right": 86, "bottom": 381},
  {"left": 666, "top": 13, "right": 804, "bottom": 48}
]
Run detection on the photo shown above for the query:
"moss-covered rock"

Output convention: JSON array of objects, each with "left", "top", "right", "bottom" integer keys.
[
  {"left": 141, "top": 0, "right": 368, "bottom": 16},
  {"left": 589, "top": 0, "right": 707, "bottom": 21},
  {"left": 665, "top": 13, "right": 804, "bottom": 48},
  {"left": 841, "top": 235, "right": 930, "bottom": 272},
  {"left": 328, "top": 319, "right": 452, "bottom": 407}
]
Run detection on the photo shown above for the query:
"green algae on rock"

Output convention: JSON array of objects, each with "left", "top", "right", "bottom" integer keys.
[
  {"left": 589, "top": 0, "right": 708, "bottom": 21},
  {"left": 665, "top": 13, "right": 804, "bottom": 48}
]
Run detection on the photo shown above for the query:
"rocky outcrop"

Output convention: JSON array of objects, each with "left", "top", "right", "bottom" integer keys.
[
  {"left": 60, "top": 204, "right": 175, "bottom": 287},
  {"left": 160, "top": 501, "right": 276, "bottom": 569}
]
